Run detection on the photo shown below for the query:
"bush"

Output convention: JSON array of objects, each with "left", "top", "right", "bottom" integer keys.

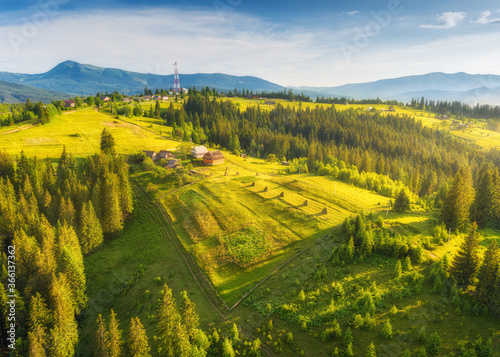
[
  {"left": 380, "top": 320, "right": 393, "bottom": 339},
  {"left": 343, "top": 327, "right": 353, "bottom": 346},
  {"left": 363, "top": 313, "right": 375, "bottom": 330},
  {"left": 353, "top": 314, "right": 364, "bottom": 329},
  {"left": 425, "top": 331, "right": 441, "bottom": 356}
]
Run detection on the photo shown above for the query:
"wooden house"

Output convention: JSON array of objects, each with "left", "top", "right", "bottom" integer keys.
[
  {"left": 166, "top": 159, "right": 181, "bottom": 169},
  {"left": 158, "top": 150, "right": 174, "bottom": 160},
  {"left": 203, "top": 151, "right": 225, "bottom": 166},
  {"left": 143, "top": 150, "right": 157, "bottom": 160},
  {"left": 191, "top": 146, "right": 208, "bottom": 159},
  {"left": 63, "top": 100, "right": 75, "bottom": 108}
]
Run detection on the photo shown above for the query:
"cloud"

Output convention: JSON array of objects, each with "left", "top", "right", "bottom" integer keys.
[
  {"left": 337, "top": 11, "right": 358, "bottom": 16},
  {"left": 472, "top": 11, "right": 500, "bottom": 24},
  {"left": 420, "top": 12, "right": 466, "bottom": 29}
]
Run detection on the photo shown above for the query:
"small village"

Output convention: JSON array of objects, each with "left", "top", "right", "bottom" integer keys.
[{"left": 142, "top": 145, "right": 225, "bottom": 170}]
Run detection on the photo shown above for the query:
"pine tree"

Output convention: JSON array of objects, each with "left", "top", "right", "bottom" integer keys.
[
  {"left": 27, "top": 294, "right": 51, "bottom": 357},
  {"left": 346, "top": 236, "right": 355, "bottom": 262},
  {"left": 13, "top": 229, "right": 40, "bottom": 289},
  {"left": 343, "top": 327, "right": 353, "bottom": 346},
  {"left": 95, "top": 314, "right": 109, "bottom": 357},
  {"left": 425, "top": 331, "right": 441, "bottom": 357},
  {"left": 155, "top": 100, "right": 161, "bottom": 119},
  {"left": 100, "top": 171, "right": 123, "bottom": 234},
  {"left": 366, "top": 341, "right": 377, "bottom": 357},
  {"left": 230, "top": 323, "right": 239, "bottom": 341},
  {"left": 28, "top": 325, "right": 48, "bottom": 357},
  {"left": 450, "top": 223, "right": 480, "bottom": 287},
  {"left": 380, "top": 320, "right": 393, "bottom": 339},
  {"left": 126, "top": 317, "right": 151, "bottom": 357},
  {"left": 115, "top": 157, "right": 133, "bottom": 218},
  {"left": 180, "top": 290, "right": 200, "bottom": 341},
  {"left": 49, "top": 273, "right": 78, "bottom": 357},
  {"left": 441, "top": 167, "right": 475, "bottom": 231},
  {"left": 393, "top": 189, "right": 410, "bottom": 212},
  {"left": 403, "top": 256, "right": 412, "bottom": 271},
  {"left": 108, "top": 310, "right": 123, "bottom": 357},
  {"left": 471, "top": 165, "right": 496, "bottom": 227},
  {"left": 156, "top": 284, "right": 181, "bottom": 356},
  {"left": 78, "top": 201, "right": 104, "bottom": 255},
  {"left": 222, "top": 338, "right": 235, "bottom": 357},
  {"left": 476, "top": 240, "right": 499, "bottom": 306},
  {"left": 394, "top": 259, "right": 402, "bottom": 279},
  {"left": 100, "top": 128, "right": 116, "bottom": 155}
]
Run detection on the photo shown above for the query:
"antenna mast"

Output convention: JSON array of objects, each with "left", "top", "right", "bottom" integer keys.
[{"left": 173, "top": 62, "right": 180, "bottom": 93}]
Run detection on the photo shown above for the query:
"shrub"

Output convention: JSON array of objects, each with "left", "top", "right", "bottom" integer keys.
[
  {"left": 425, "top": 331, "right": 441, "bottom": 357},
  {"left": 380, "top": 320, "right": 393, "bottom": 339},
  {"left": 353, "top": 314, "right": 364, "bottom": 329},
  {"left": 345, "top": 343, "right": 354, "bottom": 357},
  {"left": 366, "top": 342, "right": 377, "bottom": 357},
  {"left": 321, "top": 327, "right": 335, "bottom": 342},
  {"left": 363, "top": 313, "right": 375, "bottom": 330},
  {"left": 417, "top": 326, "right": 427, "bottom": 343},
  {"left": 343, "top": 327, "right": 353, "bottom": 346}
]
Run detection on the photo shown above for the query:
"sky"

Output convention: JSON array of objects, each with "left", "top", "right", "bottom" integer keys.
[{"left": 0, "top": 0, "right": 499, "bottom": 87}]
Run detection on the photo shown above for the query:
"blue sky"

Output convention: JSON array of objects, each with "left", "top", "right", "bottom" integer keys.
[{"left": 0, "top": 0, "right": 499, "bottom": 86}]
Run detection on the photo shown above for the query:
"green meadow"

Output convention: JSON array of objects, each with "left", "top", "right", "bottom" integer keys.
[{"left": 0, "top": 109, "right": 179, "bottom": 158}]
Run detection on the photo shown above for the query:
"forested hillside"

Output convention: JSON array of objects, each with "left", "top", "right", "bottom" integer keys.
[
  {"left": 166, "top": 97, "right": 499, "bottom": 200},
  {"left": 0, "top": 131, "right": 133, "bottom": 355}
]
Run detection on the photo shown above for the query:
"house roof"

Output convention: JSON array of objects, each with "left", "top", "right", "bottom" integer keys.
[
  {"left": 64, "top": 100, "right": 75, "bottom": 103},
  {"left": 204, "top": 150, "right": 225, "bottom": 160},
  {"left": 191, "top": 146, "right": 208, "bottom": 154},
  {"left": 143, "top": 150, "right": 156, "bottom": 158}
]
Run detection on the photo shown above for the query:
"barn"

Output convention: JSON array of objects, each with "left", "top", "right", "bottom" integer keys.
[{"left": 203, "top": 151, "right": 225, "bottom": 166}]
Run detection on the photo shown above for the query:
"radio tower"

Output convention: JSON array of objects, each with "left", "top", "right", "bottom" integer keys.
[{"left": 173, "top": 62, "right": 180, "bottom": 93}]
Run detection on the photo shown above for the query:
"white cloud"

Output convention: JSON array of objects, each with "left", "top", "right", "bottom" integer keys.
[
  {"left": 472, "top": 11, "right": 500, "bottom": 24},
  {"left": 337, "top": 11, "right": 358, "bottom": 16},
  {"left": 420, "top": 12, "right": 466, "bottom": 29}
]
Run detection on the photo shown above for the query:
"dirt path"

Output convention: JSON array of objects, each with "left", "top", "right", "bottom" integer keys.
[{"left": 1, "top": 123, "right": 38, "bottom": 135}]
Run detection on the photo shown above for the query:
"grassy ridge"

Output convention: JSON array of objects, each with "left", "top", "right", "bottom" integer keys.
[{"left": 0, "top": 109, "right": 179, "bottom": 158}]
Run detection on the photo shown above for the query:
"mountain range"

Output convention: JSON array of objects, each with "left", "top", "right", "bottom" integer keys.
[{"left": 1, "top": 60, "right": 500, "bottom": 105}]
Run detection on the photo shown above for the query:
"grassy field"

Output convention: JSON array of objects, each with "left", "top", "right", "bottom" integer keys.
[
  {"left": 145, "top": 154, "right": 410, "bottom": 306},
  {"left": 0, "top": 109, "right": 180, "bottom": 158},
  {"left": 79, "top": 182, "right": 226, "bottom": 355}
]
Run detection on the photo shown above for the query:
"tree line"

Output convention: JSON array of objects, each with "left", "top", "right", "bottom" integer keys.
[{"left": 93, "top": 283, "right": 263, "bottom": 357}]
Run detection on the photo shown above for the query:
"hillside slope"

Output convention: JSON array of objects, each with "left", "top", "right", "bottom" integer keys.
[{"left": 0, "top": 80, "right": 69, "bottom": 103}]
